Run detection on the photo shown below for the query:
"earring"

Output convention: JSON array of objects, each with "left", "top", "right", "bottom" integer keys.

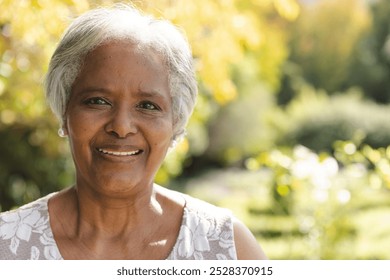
[
  {"left": 58, "top": 128, "right": 66, "bottom": 137},
  {"left": 170, "top": 139, "right": 177, "bottom": 148}
]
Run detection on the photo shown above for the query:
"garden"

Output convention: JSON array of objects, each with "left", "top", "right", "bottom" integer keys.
[{"left": 1, "top": 0, "right": 390, "bottom": 259}]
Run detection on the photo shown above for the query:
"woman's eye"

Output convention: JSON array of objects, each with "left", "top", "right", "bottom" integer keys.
[
  {"left": 138, "top": 101, "right": 160, "bottom": 111},
  {"left": 84, "top": 97, "right": 110, "bottom": 106}
]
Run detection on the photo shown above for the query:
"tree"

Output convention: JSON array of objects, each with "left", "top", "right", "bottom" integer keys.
[
  {"left": 347, "top": 0, "right": 390, "bottom": 103},
  {"left": 280, "top": 0, "right": 370, "bottom": 100}
]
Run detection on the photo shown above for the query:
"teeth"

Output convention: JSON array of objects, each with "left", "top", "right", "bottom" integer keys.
[{"left": 98, "top": 148, "right": 140, "bottom": 156}]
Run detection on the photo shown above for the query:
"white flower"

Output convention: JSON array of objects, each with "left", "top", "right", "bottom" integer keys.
[
  {"left": 292, "top": 146, "right": 319, "bottom": 179},
  {"left": 292, "top": 145, "right": 339, "bottom": 190},
  {"left": 216, "top": 253, "right": 228, "bottom": 260},
  {"left": 44, "top": 245, "right": 62, "bottom": 260},
  {"left": 40, "top": 229, "right": 62, "bottom": 260},
  {"left": 0, "top": 208, "right": 41, "bottom": 254},
  {"left": 30, "top": 246, "right": 40, "bottom": 260},
  {"left": 0, "top": 209, "right": 41, "bottom": 241},
  {"left": 218, "top": 229, "right": 234, "bottom": 249},
  {"left": 337, "top": 189, "right": 351, "bottom": 204},
  {"left": 177, "top": 211, "right": 210, "bottom": 259}
]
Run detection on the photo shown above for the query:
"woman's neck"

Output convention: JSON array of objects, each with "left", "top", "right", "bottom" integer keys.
[
  {"left": 48, "top": 183, "right": 185, "bottom": 259},
  {"left": 71, "top": 183, "right": 162, "bottom": 237}
]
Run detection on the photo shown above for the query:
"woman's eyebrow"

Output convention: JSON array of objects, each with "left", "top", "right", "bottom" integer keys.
[
  {"left": 136, "top": 90, "right": 168, "bottom": 100},
  {"left": 74, "top": 86, "right": 169, "bottom": 100},
  {"left": 75, "top": 87, "right": 111, "bottom": 95}
]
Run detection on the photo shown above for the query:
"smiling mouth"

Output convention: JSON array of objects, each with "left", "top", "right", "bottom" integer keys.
[{"left": 97, "top": 148, "right": 142, "bottom": 156}]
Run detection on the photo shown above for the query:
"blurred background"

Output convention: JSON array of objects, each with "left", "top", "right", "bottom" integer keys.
[{"left": 1, "top": 0, "right": 390, "bottom": 259}]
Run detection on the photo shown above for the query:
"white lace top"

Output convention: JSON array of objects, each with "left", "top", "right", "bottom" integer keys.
[{"left": 0, "top": 193, "right": 237, "bottom": 260}]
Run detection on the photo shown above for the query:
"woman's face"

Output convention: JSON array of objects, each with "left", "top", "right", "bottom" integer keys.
[{"left": 64, "top": 41, "right": 173, "bottom": 196}]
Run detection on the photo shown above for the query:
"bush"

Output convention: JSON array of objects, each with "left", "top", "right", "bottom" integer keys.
[
  {"left": 205, "top": 86, "right": 276, "bottom": 164},
  {"left": 276, "top": 88, "right": 390, "bottom": 152},
  {"left": 0, "top": 124, "right": 73, "bottom": 211},
  {"left": 180, "top": 142, "right": 390, "bottom": 259}
]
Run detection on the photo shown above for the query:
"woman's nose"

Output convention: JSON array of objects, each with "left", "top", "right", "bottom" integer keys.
[{"left": 104, "top": 107, "right": 138, "bottom": 138}]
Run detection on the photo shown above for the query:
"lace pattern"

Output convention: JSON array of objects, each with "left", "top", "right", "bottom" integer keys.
[{"left": 0, "top": 193, "right": 237, "bottom": 260}]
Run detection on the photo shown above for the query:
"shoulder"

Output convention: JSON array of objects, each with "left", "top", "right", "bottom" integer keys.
[
  {"left": 0, "top": 194, "right": 51, "bottom": 223},
  {"left": 158, "top": 186, "right": 267, "bottom": 260},
  {"left": 182, "top": 193, "right": 233, "bottom": 225},
  {"left": 162, "top": 189, "right": 236, "bottom": 260},
  {"left": 232, "top": 217, "right": 268, "bottom": 260},
  {"left": 0, "top": 193, "right": 58, "bottom": 260},
  {"left": 182, "top": 194, "right": 267, "bottom": 260},
  {"left": 158, "top": 187, "right": 233, "bottom": 236}
]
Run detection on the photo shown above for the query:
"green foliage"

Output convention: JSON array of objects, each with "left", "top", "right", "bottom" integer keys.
[
  {"left": 0, "top": 123, "right": 74, "bottom": 212},
  {"left": 280, "top": 0, "right": 390, "bottom": 104},
  {"left": 151, "top": 0, "right": 299, "bottom": 180},
  {"left": 0, "top": 0, "right": 91, "bottom": 210},
  {"left": 347, "top": 0, "right": 390, "bottom": 103},
  {"left": 182, "top": 141, "right": 390, "bottom": 259},
  {"left": 256, "top": 140, "right": 390, "bottom": 259},
  {"left": 275, "top": 88, "right": 390, "bottom": 152},
  {"left": 286, "top": 0, "right": 370, "bottom": 93},
  {"left": 205, "top": 85, "right": 276, "bottom": 164}
]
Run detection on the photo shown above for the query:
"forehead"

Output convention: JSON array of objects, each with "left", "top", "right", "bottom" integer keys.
[
  {"left": 83, "top": 40, "right": 166, "bottom": 71},
  {"left": 73, "top": 40, "right": 170, "bottom": 95}
]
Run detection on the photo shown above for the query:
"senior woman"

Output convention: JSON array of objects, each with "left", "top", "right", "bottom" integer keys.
[{"left": 0, "top": 5, "right": 266, "bottom": 260}]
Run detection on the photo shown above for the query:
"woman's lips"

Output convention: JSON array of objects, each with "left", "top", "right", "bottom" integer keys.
[{"left": 97, "top": 148, "right": 142, "bottom": 156}]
